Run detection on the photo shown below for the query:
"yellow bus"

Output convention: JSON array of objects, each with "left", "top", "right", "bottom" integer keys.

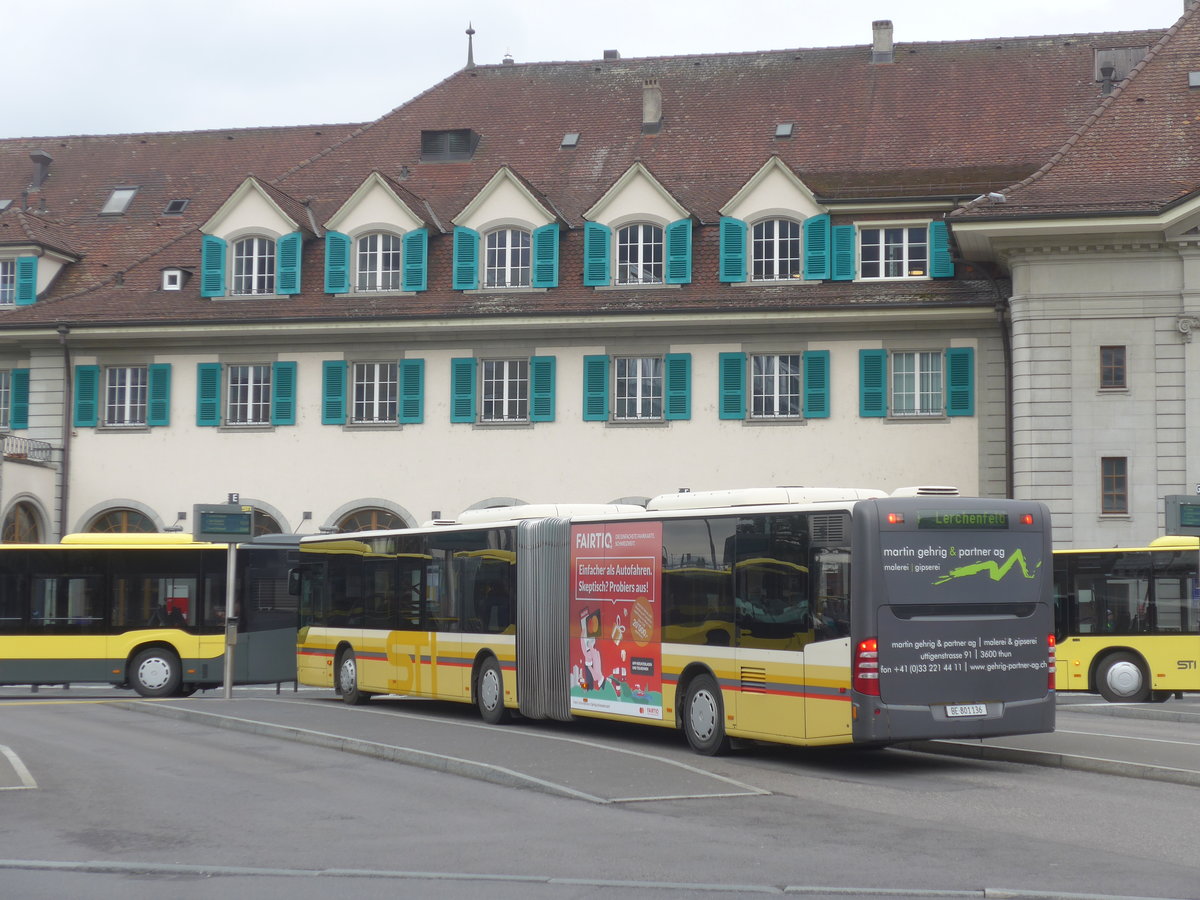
[
  {"left": 296, "top": 488, "right": 1056, "bottom": 754},
  {"left": 0, "top": 533, "right": 300, "bottom": 696},
  {"left": 1054, "top": 536, "right": 1200, "bottom": 702}
]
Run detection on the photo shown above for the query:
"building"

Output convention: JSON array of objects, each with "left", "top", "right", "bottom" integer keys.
[{"left": 0, "top": 12, "right": 1188, "bottom": 545}]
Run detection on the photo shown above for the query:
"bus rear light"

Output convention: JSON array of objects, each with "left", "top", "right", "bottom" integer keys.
[
  {"left": 1047, "top": 634, "right": 1056, "bottom": 690},
  {"left": 886, "top": 513, "right": 905, "bottom": 525},
  {"left": 854, "top": 637, "right": 881, "bottom": 696},
  {"left": 1020, "top": 514, "right": 1034, "bottom": 526}
]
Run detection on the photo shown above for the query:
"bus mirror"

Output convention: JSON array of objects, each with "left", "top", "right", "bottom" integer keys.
[{"left": 287, "top": 568, "right": 301, "bottom": 596}]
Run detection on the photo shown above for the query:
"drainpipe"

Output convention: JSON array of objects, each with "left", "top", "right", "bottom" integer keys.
[{"left": 57, "top": 324, "right": 72, "bottom": 537}]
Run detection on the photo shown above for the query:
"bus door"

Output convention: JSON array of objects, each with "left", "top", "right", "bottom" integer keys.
[
  {"left": 384, "top": 547, "right": 434, "bottom": 695},
  {"left": 732, "top": 514, "right": 811, "bottom": 739}
]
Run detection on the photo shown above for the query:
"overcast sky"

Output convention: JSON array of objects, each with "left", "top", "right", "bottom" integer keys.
[{"left": 5, "top": 0, "right": 1190, "bottom": 140}]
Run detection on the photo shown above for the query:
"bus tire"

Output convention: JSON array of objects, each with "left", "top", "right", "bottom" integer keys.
[
  {"left": 1096, "top": 652, "right": 1150, "bottom": 703},
  {"left": 475, "top": 656, "right": 510, "bottom": 724},
  {"left": 130, "top": 647, "right": 182, "bottom": 698},
  {"left": 337, "top": 650, "right": 371, "bottom": 705},
  {"left": 682, "top": 673, "right": 731, "bottom": 756}
]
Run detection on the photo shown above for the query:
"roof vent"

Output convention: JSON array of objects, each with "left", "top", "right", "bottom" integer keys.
[
  {"left": 603, "top": 49, "right": 620, "bottom": 60},
  {"left": 29, "top": 150, "right": 52, "bottom": 190},
  {"left": 871, "top": 20, "right": 894, "bottom": 64},
  {"left": 642, "top": 79, "right": 662, "bottom": 134}
]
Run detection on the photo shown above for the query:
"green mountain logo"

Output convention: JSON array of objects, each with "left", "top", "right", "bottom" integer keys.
[{"left": 933, "top": 549, "right": 1040, "bottom": 585}]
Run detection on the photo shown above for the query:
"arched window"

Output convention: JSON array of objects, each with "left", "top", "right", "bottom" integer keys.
[
  {"left": 253, "top": 510, "right": 282, "bottom": 536},
  {"left": 2, "top": 502, "right": 42, "bottom": 542},
  {"left": 232, "top": 236, "right": 276, "bottom": 295},
  {"left": 88, "top": 508, "right": 156, "bottom": 533},
  {"left": 617, "top": 224, "right": 663, "bottom": 284},
  {"left": 357, "top": 232, "right": 402, "bottom": 291},
  {"left": 752, "top": 218, "right": 802, "bottom": 281},
  {"left": 485, "top": 228, "right": 531, "bottom": 288},
  {"left": 336, "top": 508, "right": 407, "bottom": 533}
]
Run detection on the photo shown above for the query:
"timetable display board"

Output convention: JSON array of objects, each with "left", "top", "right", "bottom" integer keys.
[{"left": 193, "top": 504, "right": 254, "bottom": 543}]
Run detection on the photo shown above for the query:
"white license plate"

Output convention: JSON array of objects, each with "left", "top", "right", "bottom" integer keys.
[{"left": 946, "top": 703, "right": 988, "bottom": 718}]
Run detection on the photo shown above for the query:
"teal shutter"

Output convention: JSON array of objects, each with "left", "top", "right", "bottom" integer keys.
[
  {"left": 322, "top": 360, "right": 347, "bottom": 425},
  {"left": 450, "top": 358, "right": 477, "bottom": 422},
  {"left": 402, "top": 229, "right": 428, "bottom": 292},
  {"left": 859, "top": 350, "right": 888, "bottom": 417},
  {"left": 73, "top": 365, "right": 100, "bottom": 427},
  {"left": 15, "top": 256, "right": 37, "bottom": 306},
  {"left": 664, "top": 353, "right": 691, "bottom": 421},
  {"left": 200, "top": 236, "right": 226, "bottom": 297},
  {"left": 196, "top": 363, "right": 222, "bottom": 426},
  {"left": 324, "top": 231, "right": 350, "bottom": 294},
  {"left": 147, "top": 364, "right": 172, "bottom": 427},
  {"left": 452, "top": 227, "right": 479, "bottom": 290},
  {"left": 529, "top": 356, "right": 556, "bottom": 422},
  {"left": 271, "top": 361, "right": 297, "bottom": 425},
  {"left": 945, "top": 347, "right": 975, "bottom": 416},
  {"left": 719, "top": 217, "right": 747, "bottom": 283},
  {"left": 582, "top": 355, "right": 610, "bottom": 421},
  {"left": 276, "top": 232, "right": 302, "bottom": 294},
  {"left": 929, "top": 221, "right": 955, "bottom": 278},
  {"left": 531, "top": 224, "right": 559, "bottom": 288},
  {"left": 718, "top": 352, "right": 746, "bottom": 420},
  {"left": 665, "top": 218, "right": 692, "bottom": 284},
  {"left": 803, "top": 214, "right": 831, "bottom": 281},
  {"left": 803, "top": 351, "right": 830, "bottom": 419},
  {"left": 399, "top": 358, "right": 425, "bottom": 423},
  {"left": 583, "top": 222, "right": 611, "bottom": 286},
  {"left": 10, "top": 369, "right": 29, "bottom": 430},
  {"left": 831, "top": 225, "right": 856, "bottom": 281}
]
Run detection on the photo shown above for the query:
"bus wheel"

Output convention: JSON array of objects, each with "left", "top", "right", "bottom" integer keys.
[
  {"left": 130, "top": 648, "right": 182, "bottom": 698},
  {"left": 337, "top": 650, "right": 371, "bottom": 705},
  {"left": 683, "top": 673, "right": 731, "bottom": 756},
  {"left": 476, "top": 656, "right": 510, "bottom": 724},
  {"left": 1097, "top": 652, "right": 1150, "bottom": 703}
]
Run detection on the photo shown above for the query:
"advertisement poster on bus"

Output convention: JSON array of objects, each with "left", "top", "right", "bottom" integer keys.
[{"left": 570, "top": 521, "right": 663, "bottom": 720}]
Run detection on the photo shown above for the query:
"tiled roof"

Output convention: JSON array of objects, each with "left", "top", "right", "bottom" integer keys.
[
  {"left": 0, "top": 27, "right": 1167, "bottom": 326},
  {"left": 954, "top": 6, "right": 1200, "bottom": 218}
]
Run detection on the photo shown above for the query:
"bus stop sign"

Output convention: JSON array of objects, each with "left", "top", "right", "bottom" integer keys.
[
  {"left": 194, "top": 503, "right": 255, "bottom": 543},
  {"left": 1164, "top": 495, "right": 1200, "bottom": 536}
]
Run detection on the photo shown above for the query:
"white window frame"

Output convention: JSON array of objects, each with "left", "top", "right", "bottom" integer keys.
[
  {"left": 104, "top": 366, "right": 148, "bottom": 426},
  {"left": 352, "top": 362, "right": 398, "bottom": 424},
  {"left": 0, "top": 260, "right": 14, "bottom": 306},
  {"left": 0, "top": 369, "right": 10, "bottom": 430},
  {"left": 614, "top": 356, "right": 663, "bottom": 421},
  {"left": 859, "top": 224, "right": 929, "bottom": 280},
  {"left": 617, "top": 223, "right": 664, "bottom": 284},
  {"left": 232, "top": 236, "right": 276, "bottom": 296},
  {"left": 891, "top": 351, "right": 943, "bottom": 417},
  {"left": 751, "top": 353, "right": 802, "bottom": 419},
  {"left": 484, "top": 228, "right": 531, "bottom": 288},
  {"left": 356, "top": 232, "right": 403, "bottom": 292},
  {"left": 752, "top": 219, "right": 802, "bottom": 281},
  {"left": 226, "top": 364, "right": 272, "bottom": 425},
  {"left": 481, "top": 359, "right": 529, "bottom": 423}
]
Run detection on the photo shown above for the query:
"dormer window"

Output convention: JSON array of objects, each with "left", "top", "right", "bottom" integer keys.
[
  {"left": 101, "top": 186, "right": 138, "bottom": 216},
  {"left": 232, "top": 237, "right": 276, "bottom": 295},
  {"left": 617, "top": 224, "right": 664, "bottom": 284},
  {"left": 357, "top": 233, "right": 403, "bottom": 291},
  {"left": 0, "top": 260, "right": 13, "bottom": 305},
  {"left": 420, "top": 129, "right": 479, "bottom": 161},
  {"left": 484, "top": 228, "right": 531, "bottom": 288},
  {"left": 161, "top": 268, "right": 185, "bottom": 291},
  {"left": 752, "top": 218, "right": 803, "bottom": 281}
]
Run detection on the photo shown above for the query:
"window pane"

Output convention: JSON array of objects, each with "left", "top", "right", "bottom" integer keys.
[
  {"left": 105, "top": 366, "right": 148, "bottom": 426},
  {"left": 1100, "top": 346, "right": 1126, "bottom": 389},
  {"left": 614, "top": 357, "right": 662, "bottom": 420},
  {"left": 617, "top": 224, "right": 663, "bottom": 284},
  {"left": 1101, "top": 457, "right": 1128, "bottom": 514}
]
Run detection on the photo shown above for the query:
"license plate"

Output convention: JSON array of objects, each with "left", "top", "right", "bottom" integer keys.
[{"left": 946, "top": 703, "right": 987, "bottom": 718}]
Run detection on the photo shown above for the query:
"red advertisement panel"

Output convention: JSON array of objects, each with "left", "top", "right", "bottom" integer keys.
[{"left": 570, "top": 522, "right": 663, "bottom": 719}]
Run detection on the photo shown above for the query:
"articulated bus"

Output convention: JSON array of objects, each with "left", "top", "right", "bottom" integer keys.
[
  {"left": 0, "top": 533, "right": 300, "bottom": 696},
  {"left": 1054, "top": 536, "right": 1200, "bottom": 702},
  {"left": 296, "top": 488, "right": 1055, "bottom": 754}
]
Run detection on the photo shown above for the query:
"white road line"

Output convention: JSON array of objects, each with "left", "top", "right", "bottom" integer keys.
[
  {"left": 0, "top": 745, "right": 38, "bottom": 790},
  {"left": 1054, "top": 728, "right": 1200, "bottom": 747}
]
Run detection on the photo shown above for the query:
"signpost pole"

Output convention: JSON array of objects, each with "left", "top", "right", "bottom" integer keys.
[{"left": 222, "top": 542, "right": 238, "bottom": 700}]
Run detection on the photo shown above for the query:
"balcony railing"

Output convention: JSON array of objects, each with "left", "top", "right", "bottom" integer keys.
[{"left": 2, "top": 434, "right": 53, "bottom": 463}]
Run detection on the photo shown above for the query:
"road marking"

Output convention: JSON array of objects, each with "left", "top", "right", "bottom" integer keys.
[
  {"left": 0, "top": 745, "right": 38, "bottom": 790},
  {"left": 1054, "top": 728, "right": 1200, "bottom": 748}
]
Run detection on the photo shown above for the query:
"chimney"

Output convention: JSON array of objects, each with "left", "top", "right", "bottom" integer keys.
[
  {"left": 642, "top": 79, "right": 662, "bottom": 133},
  {"left": 603, "top": 49, "right": 620, "bottom": 60},
  {"left": 871, "top": 20, "right": 894, "bottom": 64},
  {"left": 29, "top": 150, "right": 53, "bottom": 189}
]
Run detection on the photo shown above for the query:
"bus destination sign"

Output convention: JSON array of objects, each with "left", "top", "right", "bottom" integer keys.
[{"left": 918, "top": 510, "right": 1009, "bottom": 530}]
